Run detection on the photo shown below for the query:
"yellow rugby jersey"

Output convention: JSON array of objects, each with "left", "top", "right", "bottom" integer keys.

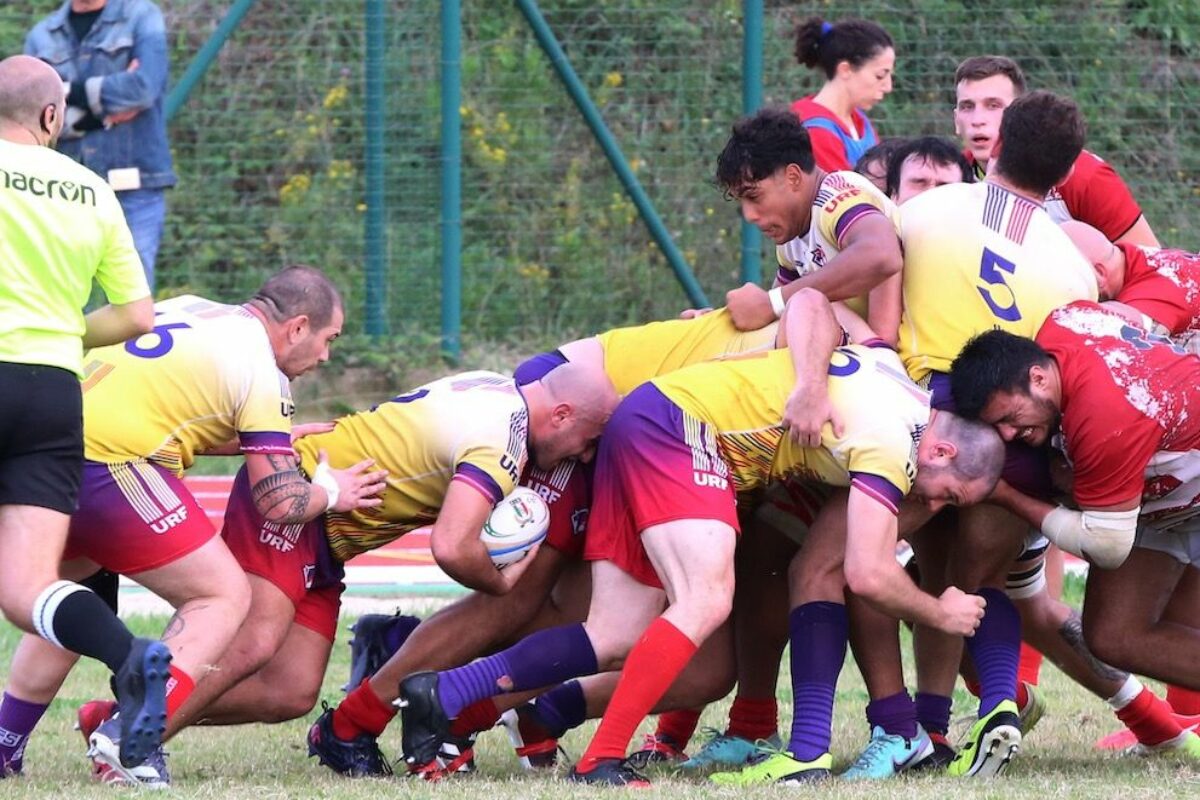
[
  {"left": 596, "top": 308, "right": 778, "bottom": 395},
  {"left": 898, "top": 181, "right": 1097, "bottom": 382},
  {"left": 653, "top": 345, "right": 929, "bottom": 514},
  {"left": 82, "top": 295, "right": 294, "bottom": 473},
  {"left": 776, "top": 170, "right": 900, "bottom": 317},
  {"left": 295, "top": 371, "right": 529, "bottom": 562}
]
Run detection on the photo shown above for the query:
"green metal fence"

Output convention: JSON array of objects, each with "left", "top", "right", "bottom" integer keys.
[{"left": 3, "top": 1, "right": 1199, "bottom": 371}]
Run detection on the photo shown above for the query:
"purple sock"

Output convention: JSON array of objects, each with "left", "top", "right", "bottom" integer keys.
[
  {"left": 787, "top": 602, "right": 848, "bottom": 761},
  {"left": 438, "top": 623, "right": 598, "bottom": 719},
  {"left": 531, "top": 680, "right": 587, "bottom": 738},
  {"left": 0, "top": 693, "right": 49, "bottom": 774},
  {"left": 866, "top": 690, "right": 917, "bottom": 739},
  {"left": 915, "top": 692, "right": 952, "bottom": 736},
  {"left": 964, "top": 588, "right": 1020, "bottom": 716},
  {"left": 383, "top": 615, "right": 421, "bottom": 656}
]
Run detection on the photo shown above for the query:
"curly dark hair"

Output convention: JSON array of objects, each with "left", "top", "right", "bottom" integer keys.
[{"left": 714, "top": 108, "right": 815, "bottom": 198}]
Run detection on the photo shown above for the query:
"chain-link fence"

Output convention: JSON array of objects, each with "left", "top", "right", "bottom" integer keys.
[{"left": 3, "top": 1, "right": 1199, "bottom": 384}]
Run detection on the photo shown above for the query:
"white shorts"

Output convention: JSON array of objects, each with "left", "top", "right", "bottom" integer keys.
[{"left": 1133, "top": 514, "right": 1200, "bottom": 565}]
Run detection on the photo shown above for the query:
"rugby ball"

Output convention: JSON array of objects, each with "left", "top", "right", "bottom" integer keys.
[{"left": 481, "top": 487, "right": 550, "bottom": 567}]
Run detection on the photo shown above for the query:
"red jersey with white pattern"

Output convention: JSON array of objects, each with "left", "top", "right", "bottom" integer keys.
[
  {"left": 1045, "top": 150, "right": 1143, "bottom": 242},
  {"left": 1038, "top": 302, "right": 1200, "bottom": 525},
  {"left": 1116, "top": 243, "right": 1200, "bottom": 336},
  {"left": 520, "top": 459, "right": 591, "bottom": 558}
]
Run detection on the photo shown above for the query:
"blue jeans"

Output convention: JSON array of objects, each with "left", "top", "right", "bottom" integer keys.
[{"left": 116, "top": 188, "right": 166, "bottom": 290}]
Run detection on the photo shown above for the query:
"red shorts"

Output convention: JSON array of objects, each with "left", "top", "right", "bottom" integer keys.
[
  {"left": 221, "top": 465, "right": 345, "bottom": 641},
  {"left": 522, "top": 460, "right": 592, "bottom": 559},
  {"left": 583, "top": 384, "right": 739, "bottom": 588},
  {"left": 64, "top": 460, "right": 216, "bottom": 574}
]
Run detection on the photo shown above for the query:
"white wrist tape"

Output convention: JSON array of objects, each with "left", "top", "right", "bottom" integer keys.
[
  {"left": 1041, "top": 506, "right": 1139, "bottom": 569},
  {"left": 312, "top": 461, "right": 340, "bottom": 512},
  {"left": 768, "top": 287, "right": 786, "bottom": 318}
]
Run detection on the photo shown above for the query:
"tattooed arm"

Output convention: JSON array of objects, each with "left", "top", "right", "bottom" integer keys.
[
  {"left": 245, "top": 452, "right": 326, "bottom": 524},
  {"left": 245, "top": 450, "right": 388, "bottom": 525}
]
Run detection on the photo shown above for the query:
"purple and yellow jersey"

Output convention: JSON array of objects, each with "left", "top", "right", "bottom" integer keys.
[
  {"left": 595, "top": 308, "right": 778, "bottom": 395},
  {"left": 81, "top": 295, "right": 293, "bottom": 474},
  {"left": 652, "top": 345, "right": 928, "bottom": 514},
  {"left": 775, "top": 170, "right": 900, "bottom": 317},
  {"left": 294, "top": 371, "right": 529, "bottom": 562},
  {"left": 898, "top": 182, "right": 1098, "bottom": 382}
]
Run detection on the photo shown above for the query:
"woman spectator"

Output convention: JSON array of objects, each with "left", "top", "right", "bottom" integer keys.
[{"left": 791, "top": 17, "right": 895, "bottom": 172}]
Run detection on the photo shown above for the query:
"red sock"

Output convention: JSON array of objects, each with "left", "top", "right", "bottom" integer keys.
[
  {"left": 165, "top": 665, "right": 195, "bottom": 720},
  {"left": 655, "top": 708, "right": 701, "bottom": 749},
  {"left": 1015, "top": 681, "right": 1030, "bottom": 709},
  {"left": 1017, "top": 643, "right": 1043, "bottom": 686},
  {"left": 449, "top": 698, "right": 501, "bottom": 737},
  {"left": 332, "top": 680, "right": 396, "bottom": 740},
  {"left": 964, "top": 678, "right": 981, "bottom": 698},
  {"left": 577, "top": 618, "right": 698, "bottom": 772},
  {"left": 725, "top": 696, "right": 778, "bottom": 741},
  {"left": 1167, "top": 685, "right": 1200, "bottom": 716},
  {"left": 1117, "top": 688, "right": 1185, "bottom": 747}
]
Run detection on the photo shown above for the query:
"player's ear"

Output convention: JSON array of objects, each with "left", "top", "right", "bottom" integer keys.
[
  {"left": 288, "top": 314, "right": 311, "bottom": 342},
  {"left": 933, "top": 440, "right": 958, "bottom": 462},
  {"left": 1028, "top": 364, "right": 1047, "bottom": 391},
  {"left": 551, "top": 402, "right": 573, "bottom": 426}
]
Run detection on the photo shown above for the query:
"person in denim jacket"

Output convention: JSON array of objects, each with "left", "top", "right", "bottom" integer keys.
[{"left": 25, "top": 0, "right": 175, "bottom": 288}]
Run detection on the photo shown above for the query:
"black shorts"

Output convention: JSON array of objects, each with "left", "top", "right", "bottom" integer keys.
[{"left": 0, "top": 362, "right": 84, "bottom": 514}]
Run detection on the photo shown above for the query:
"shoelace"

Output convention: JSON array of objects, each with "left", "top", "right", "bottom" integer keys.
[
  {"left": 616, "top": 758, "right": 651, "bottom": 783},
  {"left": 849, "top": 733, "right": 903, "bottom": 771},
  {"left": 744, "top": 739, "right": 792, "bottom": 765}
]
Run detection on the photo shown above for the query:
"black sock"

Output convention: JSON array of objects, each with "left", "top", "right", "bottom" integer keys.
[{"left": 36, "top": 582, "right": 134, "bottom": 673}]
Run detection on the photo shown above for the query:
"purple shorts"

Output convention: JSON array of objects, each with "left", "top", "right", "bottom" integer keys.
[
  {"left": 64, "top": 460, "right": 216, "bottom": 574},
  {"left": 583, "top": 383, "right": 740, "bottom": 588}
]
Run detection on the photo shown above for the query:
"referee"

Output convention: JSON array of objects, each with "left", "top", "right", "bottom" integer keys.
[{"left": 0, "top": 54, "right": 166, "bottom": 770}]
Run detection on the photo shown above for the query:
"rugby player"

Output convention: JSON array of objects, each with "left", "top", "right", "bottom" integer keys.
[
  {"left": 157, "top": 362, "right": 616, "bottom": 763},
  {"left": 0, "top": 54, "right": 163, "bottom": 777},
  {"left": 1063, "top": 220, "right": 1200, "bottom": 340},
  {"left": 892, "top": 90, "right": 1099, "bottom": 776},
  {"left": 715, "top": 108, "right": 904, "bottom": 341},
  {"left": 884, "top": 136, "right": 973, "bottom": 205},
  {"left": 1062, "top": 220, "right": 1200, "bottom": 742},
  {"left": 952, "top": 305, "right": 1200, "bottom": 714},
  {"left": 953, "top": 55, "right": 1159, "bottom": 246},
  {"left": 0, "top": 267, "right": 385, "bottom": 785},
  {"left": 396, "top": 321, "right": 1004, "bottom": 786}
]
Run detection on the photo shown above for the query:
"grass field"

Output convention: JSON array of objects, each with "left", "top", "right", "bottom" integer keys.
[{"left": 4, "top": 598, "right": 1200, "bottom": 799}]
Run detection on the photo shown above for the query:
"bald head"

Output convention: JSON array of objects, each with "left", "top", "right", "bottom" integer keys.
[
  {"left": 541, "top": 360, "right": 620, "bottom": 425},
  {"left": 0, "top": 56, "right": 64, "bottom": 133},
  {"left": 524, "top": 360, "right": 619, "bottom": 470},
  {"left": 1060, "top": 220, "right": 1125, "bottom": 299}
]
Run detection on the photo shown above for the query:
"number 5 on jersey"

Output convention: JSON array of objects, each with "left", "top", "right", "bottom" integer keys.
[{"left": 977, "top": 247, "right": 1021, "bottom": 322}]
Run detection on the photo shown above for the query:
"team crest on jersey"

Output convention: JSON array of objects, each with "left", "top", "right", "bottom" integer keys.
[
  {"left": 810, "top": 246, "right": 827, "bottom": 269},
  {"left": 303, "top": 564, "right": 316, "bottom": 589},
  {"left": 571, "top": 507, "right": 590, "bottom": 536}
]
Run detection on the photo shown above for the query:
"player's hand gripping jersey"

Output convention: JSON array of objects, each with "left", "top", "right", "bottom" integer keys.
[
  {"left": 899, "top": 182, "right": 1098, "bottom": 382},
  {"left": 1038, "top": 302, "right": 1200, "bottom": 526},
  {"left": 293, "top": 371, "right": 529, "bottom": 561},
  {"left": 654, "top": 345, "right": 929, "bottom": 513},
  {"left": 595, "top": 308, "right": 778, "bottom": 395},
  {"left": 81, "top": 295, "right": 294, "bottom": 473},
  {"left": 775, "top": 170, "right": 899, "bottom": 317}
]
